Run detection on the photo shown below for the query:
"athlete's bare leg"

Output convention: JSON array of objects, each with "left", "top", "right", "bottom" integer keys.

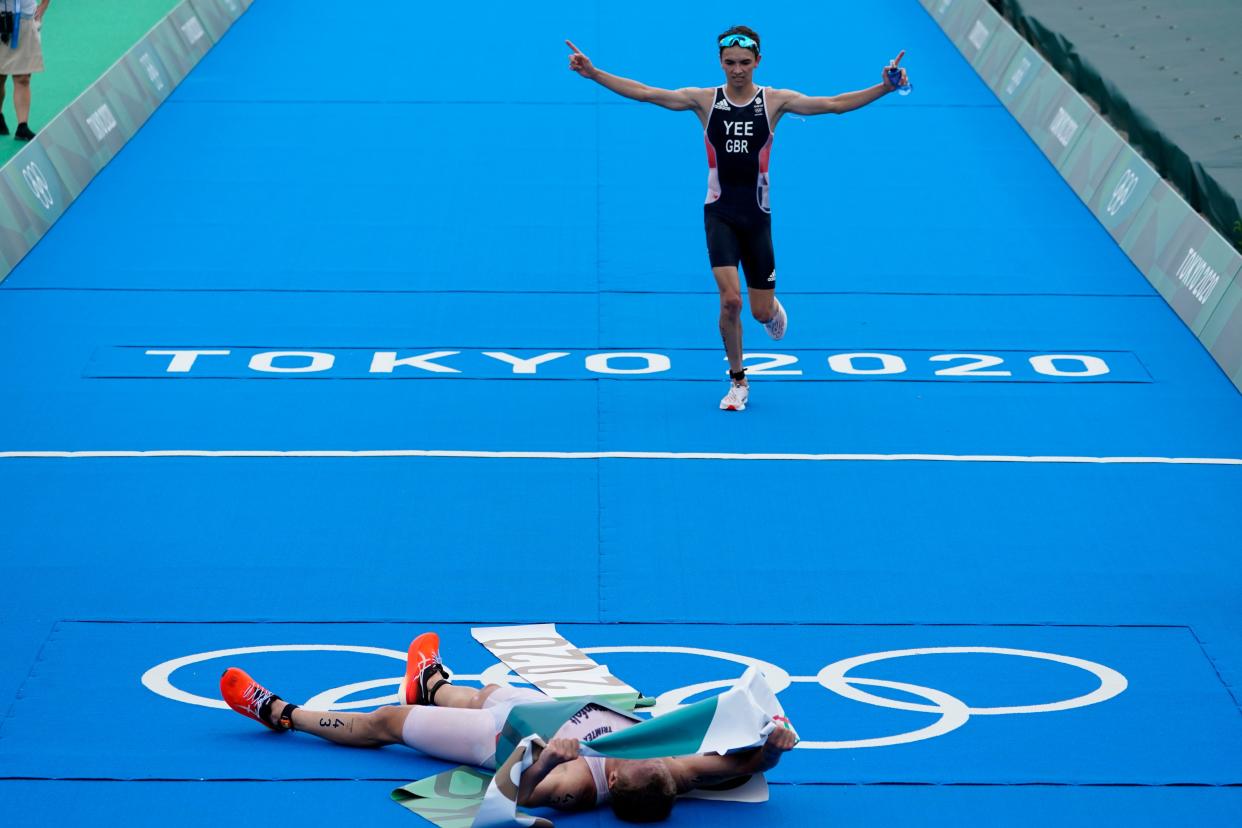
[
  {"left": 430, "top": 681, "right": 503, "bottom": 709},
  {"left": 748, "top": 287, "right": 776, "bottom": 323},
  {"left": 256, "top": 689, "right": 504, "bottom": 759},
  {"left": 405, "top": 632, "right": 502, "bottom": 709},
  {"left": 260, "top": 688, "right": 502, "bottom": 746},
  {"left": 282, "top": 704, "right": 410, "bottom": 748},
  {"left": 224, "top": 655, "right": 505, "bottom": 759},
  {"left": 713, "top": 265, "right": 746, "bottom": 380}
]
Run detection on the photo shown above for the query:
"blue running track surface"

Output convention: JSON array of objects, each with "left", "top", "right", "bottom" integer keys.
[{"left": 1, "top": 1, "right": 1239, "bottom": 825}]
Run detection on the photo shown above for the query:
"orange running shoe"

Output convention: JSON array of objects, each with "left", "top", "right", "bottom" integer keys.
[
  {"left": 220, "top": 667, "right": 295, "bottom": 732},
  {"left": 401, "top": 632, "right": 450, "bottom": 706}
]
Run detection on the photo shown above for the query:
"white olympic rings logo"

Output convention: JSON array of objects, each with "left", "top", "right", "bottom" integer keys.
[
  {"left": 21, "top": 161, "right": 54, "bottom": 211},
  {"left": 142, "top": 643, "right": 1127, "bottom": 750}
]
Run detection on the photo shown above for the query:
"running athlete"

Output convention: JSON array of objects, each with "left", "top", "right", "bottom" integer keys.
[
  {"left": 221, "top": 632, "right": 797, "bottom": 823},
  {"left": 566, "top": 26, "right": 909, "bottom": 411}
]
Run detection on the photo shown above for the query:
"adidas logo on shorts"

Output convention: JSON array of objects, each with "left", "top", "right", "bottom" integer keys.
[{"left": 713, "top": 98, "right": 731, "bottom": 111}]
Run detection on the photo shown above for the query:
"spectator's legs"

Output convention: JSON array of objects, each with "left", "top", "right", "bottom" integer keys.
[
  {"left": 12, "top": 74, "right": 33, "bottom": 139},
  {"left": 13, "top": 74, "right": 29, "bottom": 122}
]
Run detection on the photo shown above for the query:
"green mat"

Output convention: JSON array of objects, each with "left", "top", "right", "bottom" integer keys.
[{"left": 0, "top": 0, "right": 184, "bottom": 168}]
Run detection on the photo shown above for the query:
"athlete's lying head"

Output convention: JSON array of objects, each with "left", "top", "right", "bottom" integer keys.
[{"left": 608, "top": 758, "right": 678, "bottom": 822}]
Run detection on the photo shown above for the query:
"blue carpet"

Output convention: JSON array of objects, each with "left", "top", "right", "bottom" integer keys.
[
  {"left": 1, "top": 0, "right": 1239, "bottom": 823},
  {"left": 3, "top": 623, "right": 1237, "bottom": 785}
]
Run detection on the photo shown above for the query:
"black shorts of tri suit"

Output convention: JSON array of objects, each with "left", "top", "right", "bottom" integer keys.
[{"left": 704, "top": 200, "right": 776, "bottom": 290}]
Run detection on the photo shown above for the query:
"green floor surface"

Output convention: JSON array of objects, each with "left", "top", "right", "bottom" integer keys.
[{"left": 0, "top": 0, "right": 184, "bottom": 166}]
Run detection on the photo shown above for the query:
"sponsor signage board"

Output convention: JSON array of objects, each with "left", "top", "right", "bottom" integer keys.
[
  {"left": 972, "top": 15, "right": 1024, "bottom": 91},
  {"left": 951, "top": 1, "right": 1002, "bottom": 60},
  {"left": 133, "top": 18, "right": 196, "bottom": 91},
  {"left": 930, "top": 0, "right": 984, "bottom": 44},
  {"left": 1008, "top": 63, "right": 1093, "bottom": 167},
  {"left": 1200, "top": 271, "right": 1242, "bottom": 386},
  {"left": 123, "top": 31, "right": 178, "bottom": 108},
  {"left": 994, "top": 41, "right": 1044, "bottom": 113},
  {"left": 40, "top": 84, "right": 131, "bottom": 200},
  {"left": 190, "top": 0, "right": 242, "bottom": 42},
  {"left": 1118, "top": 184, "right": 1242, "bottom": 334},
  {"left": 211, "top": 0, "right": 246, "bottom": 22},
  {"left": 1088, "top": 144, "right": 1162, "bottom": 242},
  {"left": 0, "top": 141, "right": 70, "bottom": 276},
  {"left": 87, "top": 62, "right": 158, "bottom": 142},
  {"left": 1057, "top": 107, "right": 1127, "bottom": 204},
  {"left": 169, "top": 0, "right": 216, "bottom": 60}
]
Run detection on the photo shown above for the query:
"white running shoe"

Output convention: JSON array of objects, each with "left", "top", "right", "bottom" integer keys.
[
  {"left": 763, "top": 298, "right": 787, "bottom": 340},
  {"left": 719, "top": 383, "right": 749, "bottom": 411}
]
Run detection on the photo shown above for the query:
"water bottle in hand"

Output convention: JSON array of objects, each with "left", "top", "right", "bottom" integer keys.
[
  {"left": 886, "top": 50, "right": 911, "bottom": 96},
  {"left": 886, "top": 64, "right": 912, "bottom": 96}
]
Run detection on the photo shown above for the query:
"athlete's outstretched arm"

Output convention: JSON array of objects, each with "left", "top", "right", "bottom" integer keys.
[
  {"left": 664, "top": 727, "right": 798, "bottom": 793},
  {"left": 566, "top": 39, "right": 705, "bottom": 113},
  {"left": 775, "top": 51, "right": 910, "bottom": 118}
]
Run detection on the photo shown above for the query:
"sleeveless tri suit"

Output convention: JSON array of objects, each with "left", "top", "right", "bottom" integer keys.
[{"left": 703, "top": 85, "right": 776, "bottom": 289}]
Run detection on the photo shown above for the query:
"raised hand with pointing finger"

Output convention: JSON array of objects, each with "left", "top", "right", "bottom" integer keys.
[
  {"left": 883, "top": 49, "right": 910, "bottom": 91},
  {"left": 566, "top": 40, "right": 596, "bottom": 79}
]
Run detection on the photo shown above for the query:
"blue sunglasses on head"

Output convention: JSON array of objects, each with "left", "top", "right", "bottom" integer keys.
[{"left": 718, "top": 34, "right": 758, "bottom": 51}]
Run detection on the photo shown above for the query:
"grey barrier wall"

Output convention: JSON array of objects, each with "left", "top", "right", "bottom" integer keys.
[
  {"left": 0, "top": 0, "right": 252, "bottom": 281},
  {"left": 920, "top": 0, "right": 1242, "bottom": 392}
]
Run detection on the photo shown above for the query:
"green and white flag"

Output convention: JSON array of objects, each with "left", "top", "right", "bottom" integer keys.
[
  {"left": 393, "top": 666, "right": 787, "bottom": 827},
  {"left": 582, "top": 665, "right": 784, "bottom": 759}
]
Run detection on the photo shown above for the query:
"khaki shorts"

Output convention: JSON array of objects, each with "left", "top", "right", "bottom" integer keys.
[{"left": 0, "top": 17, "right": 43, "bottom": 75}]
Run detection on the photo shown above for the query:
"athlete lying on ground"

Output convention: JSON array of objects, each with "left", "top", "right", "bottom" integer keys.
[{"left": 221, "top": 632, "right": 796, "bottom": 822}]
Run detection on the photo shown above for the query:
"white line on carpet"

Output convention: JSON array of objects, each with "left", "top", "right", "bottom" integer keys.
[{"left": 1, "top": 450, "right": 1240, "bottom": 465}]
